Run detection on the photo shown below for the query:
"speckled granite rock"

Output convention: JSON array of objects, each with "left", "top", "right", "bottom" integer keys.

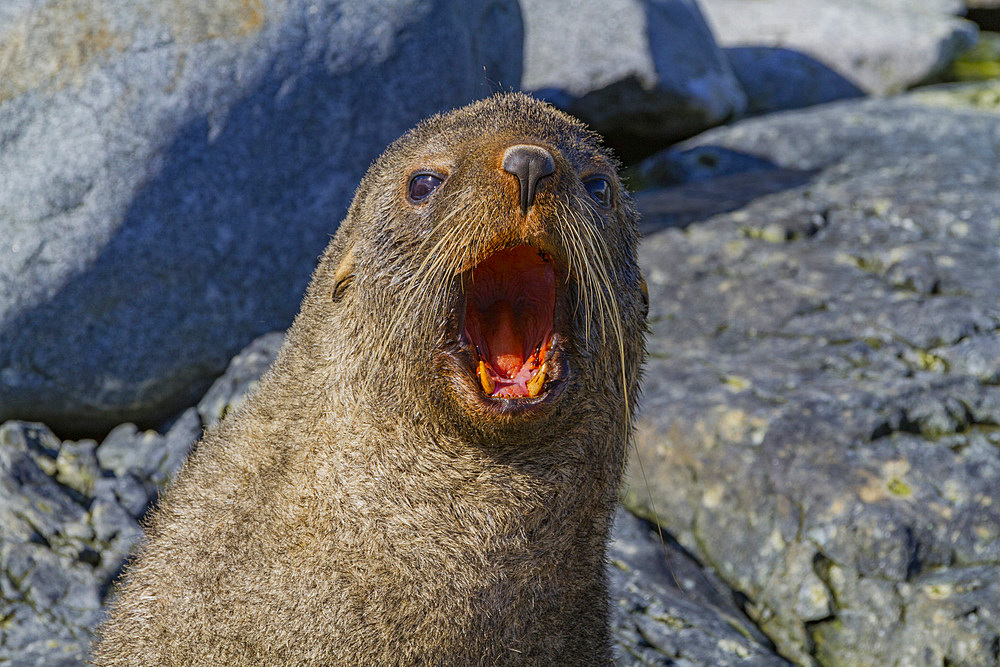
[
  {"left": 195, "top": 330, "right": 285, "bottom": 428},
  {"left": 699, "top": 0, "right": 977, "bottom": 113},
  {"left": 626, "top": 87, "right": 1000, "bottom": 665},
  {"left": 0, "top": 0, "right": 522, "bottom": 436},
  {"left": 520, "top": 0, "right": 745, "bottom": 160}
]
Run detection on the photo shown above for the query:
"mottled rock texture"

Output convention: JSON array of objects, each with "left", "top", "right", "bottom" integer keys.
[
  {"left": 699, "top": 0, "right": 978, "bottom": 113},
  {"left": 0, "top": 417, "right": 198, "bottom": 665},
  {"left": 0, "top": 0, "right": 522, "bottom": 436},
  {"left": 610, "top": 510, "right": 789, "bottom": 665},
  {"left": 0, "top": 333, "right": 276, "bottom": 664},
  {"left": 627, "top": 88, "right": 1000, "bottom": 665},
  {"left": 520, "top": 0, "right": 745, "bottom": 160}
]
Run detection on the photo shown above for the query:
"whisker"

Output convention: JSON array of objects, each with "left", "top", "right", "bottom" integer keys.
[{"left": 369, "top": 194, "right": 480, "bottom": 380}]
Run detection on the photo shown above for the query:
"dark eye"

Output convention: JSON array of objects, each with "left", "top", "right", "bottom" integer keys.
[
  {"left": 408, "top": 173, "right": 443, "bottom": 203},
  {"left": 584, "top": 177, "right": 612, "bottom": 208}
]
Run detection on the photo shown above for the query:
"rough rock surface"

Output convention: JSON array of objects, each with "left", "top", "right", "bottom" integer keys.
[
  {"left": 520, "top": 0, "right": 746, "bottom": 160},
  {"left": 2, "top": 331, "right": 788, "bottom": 665},
  {"left": 0, "top": 334, "right": 278, "bottom": 664},
  {"left": 610, "top": 509, "right": 789, "bottom": 665},
  {"left": 626, "top": 87, "right": 1000, "bottom": 665},
  {"left": 0, "top": 416, "right": 200, "bottom": 665},
  {"left": 699, "top": 0, "right": 978, "bottom": 113},
  {"left": 0, "top": 0, "right": 522, "bottom": 436}
]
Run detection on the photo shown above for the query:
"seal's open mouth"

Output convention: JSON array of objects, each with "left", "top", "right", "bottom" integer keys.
[{"left": 463, "top": 245, "right": 556, "bottom": 399}]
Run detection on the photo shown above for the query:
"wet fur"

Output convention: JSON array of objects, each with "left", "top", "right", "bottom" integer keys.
[{"left": 93, "top": 93, "right": 646, "bottom": 665}]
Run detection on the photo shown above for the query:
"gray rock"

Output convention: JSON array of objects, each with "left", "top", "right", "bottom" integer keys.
[
  {"left": 89, "top": 496, "right": 143, "bottom": 548},
  {"left": 0, "top": 601, "right": 90, "bottom": 665},
  {"left": 95, "top": 423, "right": 167, "bottom": 480},
  {"left": 0, "top": 422, "right": 88, "bottom": 544},
  {"left": 699, "top": 0, "right": 978, "bottom": 113},
  {"left": 609, "top": 510, "right": 788, "bottom": 665},
  {"left": 89, "top": 495, "right": 145, "bottom": 589},
  {"left": 1, "top": 419, "right": 173, "bottom": 663},
  {"left": 627, "top": 88, "right": 1000, "bottom": 665},
  {"left": 157, "top": 407, "right": 202, "bottom": 482},
  {"left": 54, "top": 439, "right": 100, "bottom": 498},
  {"left": 196, "top": 330, "right": 285, "bottom": 428},
  {"left": 92, "top": 474, "right": 153, "bottom": 520},
  {"left": 0, "top": 0, "right": 523, "bottom": 436},
  {"left": 1, "top": 512, "right": 105, "bottom": 663},
  {"left": 520, "top": 0, "right": 746, "bottom": 159}
]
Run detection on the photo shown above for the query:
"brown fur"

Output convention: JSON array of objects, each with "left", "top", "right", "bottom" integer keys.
[{"left": 93, "top": 93, "right": 646, "bottom": 665}]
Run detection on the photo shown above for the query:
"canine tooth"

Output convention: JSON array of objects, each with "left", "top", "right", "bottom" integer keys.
[
  {"left": 526, "top": 362, "right": 547, "bottom": 398},
  {"left": 477, "top": 360, "right": 495, "bottom": 395}
]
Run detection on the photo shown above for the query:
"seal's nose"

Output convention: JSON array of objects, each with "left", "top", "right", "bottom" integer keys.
[{"left": 502, "top": 144, "right": 555, "bottom": 215}]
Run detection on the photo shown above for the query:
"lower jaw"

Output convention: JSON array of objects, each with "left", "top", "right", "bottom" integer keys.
[
  {"left": 470, "top": 380, "right": 566, "bottom": 417},
  {"left": 443, "top": 344, "right": 569, "bottom": 419}
]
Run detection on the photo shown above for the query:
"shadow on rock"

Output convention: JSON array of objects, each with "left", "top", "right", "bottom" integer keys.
[
  {"left": 631, "top": 145, "right": 819, "bottom": 234},
  {"left": 725, "top": 47, "right": 865, "bottom": 116},
  {"left": 0, "top": 2, "right": 519, "bottom": 438},
  {"left": 0, "top": 51, "right": 361, "bottom": 436}
]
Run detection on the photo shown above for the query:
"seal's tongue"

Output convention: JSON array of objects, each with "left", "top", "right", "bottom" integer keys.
[
  {"left": 464, "top": 245, "right": 555, "bottom": 398},
  {"left": 479, "top": 299, "right": 525, "bottom": 376}
]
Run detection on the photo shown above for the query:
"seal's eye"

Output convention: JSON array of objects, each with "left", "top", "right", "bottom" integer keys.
[
  {"left": 408, "top": 173, "right": 443, "bottom": 203},
  {"left": 584, "top": 177, "right": 612, "bottom": 208}
]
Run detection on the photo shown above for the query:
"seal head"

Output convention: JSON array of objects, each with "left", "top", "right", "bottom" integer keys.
[{"left": 332, "top": 92, "right": 645, "bottom": 449}]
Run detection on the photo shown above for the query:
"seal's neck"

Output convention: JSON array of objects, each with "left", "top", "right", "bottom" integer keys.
[
  {"left": 342, "top": 416, "right": 621, "bottom": 537},
  {"left": 310, "top": 419, "right": 618, "bottom": 660}
]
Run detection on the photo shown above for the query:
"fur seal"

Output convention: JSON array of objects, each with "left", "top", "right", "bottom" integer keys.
[{"left": 93, "top": 92, "right": 647, "bottom": 665}]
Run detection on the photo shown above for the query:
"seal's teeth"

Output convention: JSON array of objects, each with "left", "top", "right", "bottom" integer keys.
[
  {"left": 526, "top": 362, "right": 547, "bottom": 398},
  {"left": 477, "top": 360, "right": 495, "bottom": 395}
]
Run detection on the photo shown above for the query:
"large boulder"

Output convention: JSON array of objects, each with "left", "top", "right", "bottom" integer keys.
[
  {"left": 520, "top": 0, "right": 746, "bottom": 160},
  {"left": 699, "top": 0, "right": 978, "bottom": 113},
  {"left": 627, "top": 84, "right": 1000, "bottom": 665},
  {"left": 0, "top": 0, "right": 522, "bottom": 436}
]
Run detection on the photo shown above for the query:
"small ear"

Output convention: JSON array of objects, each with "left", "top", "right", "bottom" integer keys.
[
  {"left": 332, "top": 243, "right": 356, "bottom": 303},
  {"left": 639, "top": 273, "right": 649, "bottom": 319}
]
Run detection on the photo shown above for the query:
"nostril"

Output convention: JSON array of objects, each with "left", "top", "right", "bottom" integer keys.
[
  {"left": 502, "top": 145, "right": 555, "bottom": 180},
  {"left": 502, "top": 144, "right": 555, "bottom": 215}
]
